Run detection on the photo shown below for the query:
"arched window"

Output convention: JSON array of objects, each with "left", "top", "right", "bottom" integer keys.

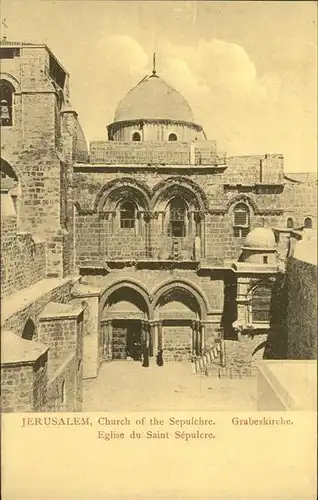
[
  {"left": 168, "top": 197, "right": 187, "bottom": 237},
  {"left": 120, "top": 201, "right": 135, "bottom": 229},
  {"left": 132, "top": 132, "right": 141, "bottom": 142},
  {"left": 22, "top": 319, "right": 35, "bottom": 341},
  {"left": 233, "top": 203, "right": 250, "bottom": 237},
  {"left": 304, "top": 217, "right": 313, "bottom": 229},
  {"left": 168, "top": 133, "right": 178, "bottom": 141},
  {"left": 287, "top": 217, "right": 294, "bottom": 229},
  {"left": 0, "top": 79, "right": 15, "bottom": 126},
  {"left": 251, "top": 285, "right": 272, "bottom": 323}
]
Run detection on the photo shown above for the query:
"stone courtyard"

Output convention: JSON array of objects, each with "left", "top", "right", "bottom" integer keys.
[{"left": 83, "top": 361, "right": 257, "bottom": 411}]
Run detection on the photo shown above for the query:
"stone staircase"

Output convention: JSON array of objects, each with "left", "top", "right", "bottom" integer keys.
[{"left": 192, "top": 341, "right": 258, "bottom": 379}]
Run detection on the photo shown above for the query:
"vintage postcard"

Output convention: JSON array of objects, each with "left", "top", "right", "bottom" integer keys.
[{"left": 1, "top": 1, "right": 317, "bottom": 498}]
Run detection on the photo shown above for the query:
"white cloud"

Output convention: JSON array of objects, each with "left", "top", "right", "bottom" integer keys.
[{"left": 69, "top": 33, "right": 315, "bottom": 173}]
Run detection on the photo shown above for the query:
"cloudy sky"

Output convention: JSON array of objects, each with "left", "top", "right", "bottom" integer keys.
[{"left": 1, "top": 0, "right": 317, "bottom": 172}]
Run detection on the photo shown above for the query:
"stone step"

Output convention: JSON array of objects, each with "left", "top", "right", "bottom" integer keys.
[{"left": 204, "top": 364, "right": 258, "bottom": 379}]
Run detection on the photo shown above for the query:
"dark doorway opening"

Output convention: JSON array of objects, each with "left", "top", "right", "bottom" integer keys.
[{"left": 112, "top": 320, "right": 142, "bottom": 361}]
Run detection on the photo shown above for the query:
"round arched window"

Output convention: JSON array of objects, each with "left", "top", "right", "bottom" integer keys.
[
  {"left": 286, "top": 217, "right": 294, "bottom": 229},
  {"left": 132, "top": 132, "right": 141, "bottom": 142},
  {"left": 168, "top": 133, "right": 177, "bottom": 142},
  {"left": 304, "top": 217, "right": 313, "bottom": 229},
  {"left": 0, "top": 79, "right": 15, "bottom": 126}
]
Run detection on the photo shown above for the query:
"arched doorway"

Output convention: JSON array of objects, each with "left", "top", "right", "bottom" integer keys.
[
  {"left": 102, "top": 286, "right": 150, "bottom": 361},
  {"left": 153, "top": 282, "right": 207, "bottom": 362}
]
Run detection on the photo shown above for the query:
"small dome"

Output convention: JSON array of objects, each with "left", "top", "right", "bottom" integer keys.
[
  {"left": 243, "top": 227, "right": 276, "bottom": 250},
  {"left": 114, "top": 74, "right": 195, "bottom": 123}
]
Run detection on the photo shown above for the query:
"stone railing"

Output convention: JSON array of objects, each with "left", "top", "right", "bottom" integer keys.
[{"left": 89, "top": 140, "right": 226, "bottom": 167}]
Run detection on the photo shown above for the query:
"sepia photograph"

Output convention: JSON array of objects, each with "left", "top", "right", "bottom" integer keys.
[{"left": 1, "top": 0, "right": 317, "bottom": 415}]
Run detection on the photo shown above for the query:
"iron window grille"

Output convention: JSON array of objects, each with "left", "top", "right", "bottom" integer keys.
[
  {"left": 120, "top": 202, "right": 135, "bottom": 229},
  {"left": 233, "top": 203, "right": 250, "bottom": 237},
  {"left": 251, "top": 286, "right": 272, "bottom": 323}
]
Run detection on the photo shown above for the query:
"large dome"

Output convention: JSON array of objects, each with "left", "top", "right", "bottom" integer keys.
[{"left": 114, "top": 74, "right": 195, "bottom": 123}]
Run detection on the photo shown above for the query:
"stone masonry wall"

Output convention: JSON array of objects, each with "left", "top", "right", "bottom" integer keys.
[
  {"left": 84, "top": 268, "right": 224, "bottom": 318},
  {"left": 286, "top": 257, "right": 317, "bottom": 359},
  {"left": 1, "top": 364, "right": 34, "bottom": 412},
  {"left": 37, "top": 318, "right": 78, "bottom": 359},
  {"left": 46, "top": 352, "right": 80, "bottom": 411},
  {"left": 162, "top": 325, "right": 192, "bottom": 362},
  {"left": 281, "top": 181, "right": 317, "bottom": 227},
  {"left": 1, "top": 352, "right": 48, "bottom": 412},
  {"left": 2, "top": 279, "right": 74, "bottom": 335},
  {"left": 89, "top": 141, "right": 219, "bottom": 166},
  {"left": 1, "top": 215, "right": 46, "bottom": 298},
  {"left": 73, "top": 166, "right": 297, "bottom": 267}
]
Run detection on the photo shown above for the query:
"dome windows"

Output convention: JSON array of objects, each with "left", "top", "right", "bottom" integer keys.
[
  {"left": 304, "top": 217, "right": 313, "bottom": 229},
  {"left": 287, "top": 217, "right": 294, "bottom": 229},
  {"left": 0, "top": 79, "right": 15, "bottom": 127},
  {"left": 132, "top": 131, "right": 141, "bottom": 142},
  {"left": 168, "top": 133, "right": 178, "bottom": 142}
]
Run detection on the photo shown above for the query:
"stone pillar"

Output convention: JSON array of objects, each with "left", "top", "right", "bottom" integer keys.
[
  {"left": 71, "top": 284, "right": 103, "bottom": 378},
  {"left": 138, "top": 211, "right": 144, "bottom": 237},
  {"left": 158, "top": 321, "right": 163, "bottom": 351},
  {"left": 200, "top": 213, "right": 206, "bottom": 257},
  {"left": 152, "top": 322, "right": 158, "bottom": 357},
  {"left": 192, "top": 321, "right": 198, "bottom": 356},
  {"left": 201, "top": 323, "right": 206, "bottom": 353},
  {"left": 235, "top": 277, "right": 250, "bottom": 333},
  {"left": 103, "top": 320, "right": 112, "bottom": 360},
  {"left": 144, "top": 213, "right": 151, "bottom": 258}
]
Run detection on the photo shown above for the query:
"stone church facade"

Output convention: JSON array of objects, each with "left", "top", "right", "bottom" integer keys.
[{"left": 1, "top": 40, "right": 316, "bottom": 411}]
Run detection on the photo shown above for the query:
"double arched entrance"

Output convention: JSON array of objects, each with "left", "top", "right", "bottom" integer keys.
[{"left": 100, "top": 280, "right": 209, "bottom": 364}]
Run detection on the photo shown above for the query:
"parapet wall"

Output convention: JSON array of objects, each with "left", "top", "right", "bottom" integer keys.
[
  {"left": 1, "top": 216, "right": 46, "bottom": 298},
  {"left": 89, "top": 140, "right": 220, "bottom": 166}
]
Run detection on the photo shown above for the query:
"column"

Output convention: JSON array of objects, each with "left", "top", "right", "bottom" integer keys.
[
  {"left": 144, "top": 213, "right": 151, "bottom": 258},
  {"left": 138, "top": 211, "right": 145, "bottom": 238},
  {"left": 158, "top": 321, "right": 163, "bottom": 351},
  {"left": 187, "top": 211, "right": 192, "bottom": 236},
  {"left": 200, "top": 213, "right": 206, "bottom": 257},
  {"left": 107, "top": 320, "right": 113, "bottom": 360},
  {"left": 192, "top": 321, "right": 198, "bottom": 356},
  {"left": 201, "top": 323, "right": 206, "bottom": 353},
  {"left": 150, "top": 321, "right": 158, "bottom": 358},
  {"left": 111, "top": 211, "right": 116, "bottom": 234},
  {"left": 141, "top": 320, "right": 150, "bottom": 367}
]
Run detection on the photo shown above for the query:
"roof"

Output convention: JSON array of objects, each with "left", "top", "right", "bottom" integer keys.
[
  {"left": 0, "top": 39, "right": 42, "bottom": 47},
  {"left": 113, "top": 73, "right": 195, "bottom": 123},
  {"left": 284, "top": 172, "right": 317, "bottom": 183},
  {"left": 242, "top": 227, "right": 277, "bottom": 251},
  {"left": 38, "top": 301, "right": 85, "bottom": 320},
  {"left": 1, "top": 330, "right": 48, "bottom": 365},
  {"left": 293, "top": 237, "right": 317, "bottom": 265}
]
